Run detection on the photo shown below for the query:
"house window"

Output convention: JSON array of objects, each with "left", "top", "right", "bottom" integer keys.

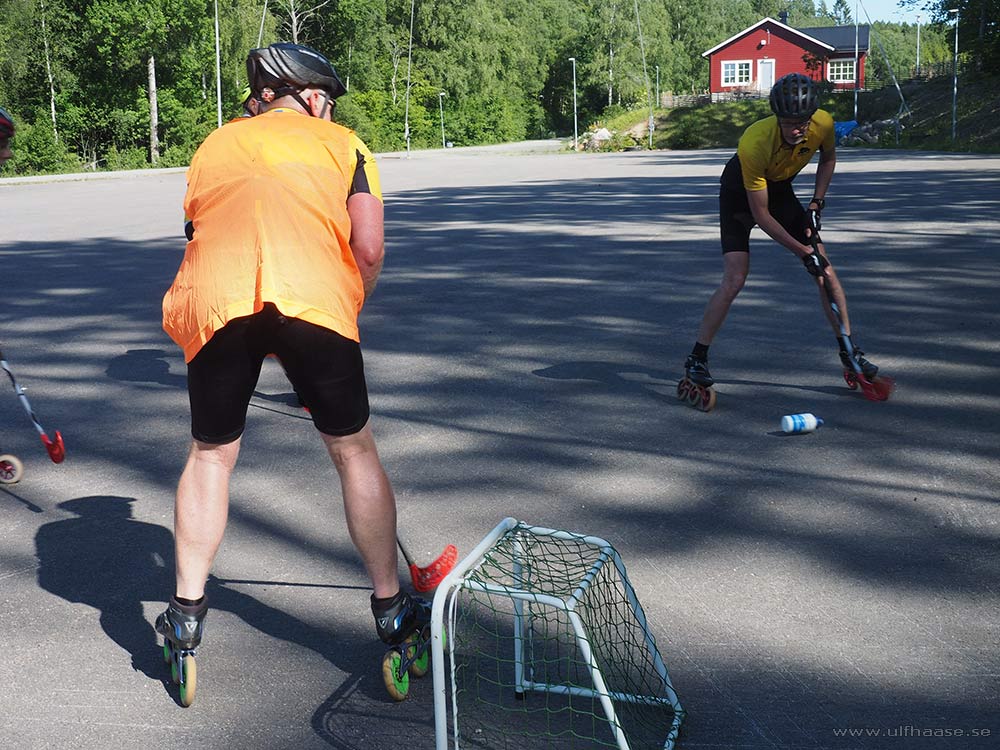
[
  {"left": 828, "top": 59, "right": 856, "bottom": 83},
  {"left": 721, "top": 61, "right": 752, "bottom": 86}
]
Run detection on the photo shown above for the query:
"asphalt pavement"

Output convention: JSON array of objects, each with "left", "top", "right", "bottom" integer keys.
[{"left": 1, "top": 142, "right": 998, "bottom": 749}]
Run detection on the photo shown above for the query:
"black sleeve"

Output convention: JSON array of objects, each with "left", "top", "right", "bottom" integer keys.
[{"left": 349, "top": 149, "right": 372, "bottom": 197}]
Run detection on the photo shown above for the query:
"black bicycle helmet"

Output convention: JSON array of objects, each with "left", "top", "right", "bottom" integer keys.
[
  {"left": 246, "top": 43, "right": 346, "bottom": 109},
  {"left": 769, "top": 73, "right": 819, "bottom": 118},
  {"left": 0, "top": 106, "right": 14, "bottom": 139}
]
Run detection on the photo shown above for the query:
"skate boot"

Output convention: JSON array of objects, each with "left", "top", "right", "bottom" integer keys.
[
  {"left": 677, "top": 355, "right": 717, "bottom": 412},
  {"left": 155, "top": 596, "right": 207, "bottom": 707},
  {"left": 839, "top": 348, "right": 878, "bottom": 385},
  {"left": 373, "top": 591, "right": 433, "bottom": 701}
]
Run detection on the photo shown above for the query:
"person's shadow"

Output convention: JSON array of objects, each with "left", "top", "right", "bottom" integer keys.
[
  {"left": 35, "top": 495, "right": 377, "bottom": 707},
  {"left": 35, "top": 496, "right": 174, "bottom": 683}
]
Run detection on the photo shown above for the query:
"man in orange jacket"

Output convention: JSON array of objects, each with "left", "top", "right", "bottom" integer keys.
[{"left": 158, "top": 43, "right": 424, "bottom": 704}]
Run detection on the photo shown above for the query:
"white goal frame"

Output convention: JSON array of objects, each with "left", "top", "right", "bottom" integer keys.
[{"left": 430, "top": 517, "right": 683, "bottom": 750}]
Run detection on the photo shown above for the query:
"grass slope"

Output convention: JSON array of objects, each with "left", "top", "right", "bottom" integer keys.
[{"left": 601, "top": 73, "right": 999, "bottom": 153}]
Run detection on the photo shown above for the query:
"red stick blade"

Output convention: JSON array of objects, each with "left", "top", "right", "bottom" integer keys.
[
  {"left": 42, "top": 431, "right": 66, "bottom": 464},
  {"left": 410, "top": 544, "right": 458, "bottom": 592},
  {"left": 860, "top": 375, "right": 895, "bottom": 402}
]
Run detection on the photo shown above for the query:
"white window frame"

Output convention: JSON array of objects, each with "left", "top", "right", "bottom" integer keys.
[
  {"left": 721, "top": 59, "right": 753, "bottom": 87},
  {"left": 828, "top": 58, "right": 856, "bottom": 83}
]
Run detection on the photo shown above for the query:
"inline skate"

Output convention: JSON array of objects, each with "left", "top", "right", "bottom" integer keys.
[
  {"left": 155, "top": 596, "right": 208, "bottom": 707},
  {"left": 839, "top": 348, "right": 878, "bottom": 388},
  {"left": 839, "top": 348, "right": 893, "bottom": 400},
  {"left": 373, "top": 591, "right": 433, "bottom": 701},
  {"left": 677, "top": 355, "right": 717, "bottom": 412}
]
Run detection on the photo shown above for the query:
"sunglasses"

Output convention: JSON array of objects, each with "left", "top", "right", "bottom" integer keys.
[{"left": 778, "top": 118, "right": 812, "bottom": 130}]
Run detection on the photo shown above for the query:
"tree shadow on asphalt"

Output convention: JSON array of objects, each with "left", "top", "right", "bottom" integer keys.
[{"left": 6, "top": 152, "right": 1000, "bottom": 747}]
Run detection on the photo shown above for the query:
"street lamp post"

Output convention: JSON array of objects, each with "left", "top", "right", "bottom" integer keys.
[
  {"left": 438, "top": 91, "right": 447, "bottom": 149},
  {"left": 949, "top": 8, "right": 958, "bottom": 141},
  {"left": 568, "top": 56, "right": 578, "bottom": 151},
  {"left": 655, "top": 64, "right": 659, "bottom": 109},
  {"left": 915, "top": 14, "right": 922, "bottom": 76}
]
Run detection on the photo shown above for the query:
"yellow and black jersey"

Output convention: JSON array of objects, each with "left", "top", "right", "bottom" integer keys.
[{"left": 728, "top": 109, "right": 835, "bottom": 192}]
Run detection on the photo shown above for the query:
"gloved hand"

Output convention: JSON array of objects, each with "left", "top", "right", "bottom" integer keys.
[
  {"left": 802, "top": 251, "right": 830, "bottom": 277},
  {"left": 807, "top": 207, "right": 822, "bottom": 234}
]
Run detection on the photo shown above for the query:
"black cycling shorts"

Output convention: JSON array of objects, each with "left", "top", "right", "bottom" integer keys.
[
  {"left": 719, "top": 156, "right": 809, "bottom": 253},
  {"left": 186, "top": 303, "right": 370, "bottom": 444}
]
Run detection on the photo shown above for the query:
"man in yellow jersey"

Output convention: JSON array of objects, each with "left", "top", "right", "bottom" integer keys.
[
  {"left": 683, "top": 73, "right": 881, "bottom": 394},
  {"left": 158, "top": 43, "right": 425, "bottom": 699}
]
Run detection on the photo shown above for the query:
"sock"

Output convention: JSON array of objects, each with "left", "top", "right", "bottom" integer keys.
[
  {"left": 691, "top": 342, "right": 710, "bottom": 361},
  {"left": 175, "top": 595, "right": 204, "bottom": 607}
]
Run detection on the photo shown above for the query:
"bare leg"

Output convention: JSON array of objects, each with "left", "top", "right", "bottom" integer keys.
[
  {"left": 696, "top": 251, "right": 750, "bottom": 345},
  {"left": 174, "top": 438, "right": 241, "bottom": 600},
  {"left": 813, "top": 241, "right": 852, "bottom": 336},
  {"left": 321, "top": 422, "right": 399, "bottom": 599}
]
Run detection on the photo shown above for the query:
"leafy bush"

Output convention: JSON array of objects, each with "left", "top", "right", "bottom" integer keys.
[
  {"left": 104, "top": 145, "right": 149, "bottom": 171},
  {"left": 5, "top": 116, "right": 81, "bottom": 175}
]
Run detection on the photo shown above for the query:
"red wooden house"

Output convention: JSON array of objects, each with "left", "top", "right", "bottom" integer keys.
[{"left": 702, "top": 14, "right": 869, "bottom": 100}]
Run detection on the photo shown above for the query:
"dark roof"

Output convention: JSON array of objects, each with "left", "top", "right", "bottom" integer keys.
[{"left": 796, "top": 25, "right": 870, "bottom": 52}]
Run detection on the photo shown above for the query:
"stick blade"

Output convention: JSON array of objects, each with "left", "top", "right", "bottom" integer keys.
[
  {"left": 42, "top": 431, "right": 66, "bottom": 464},
  {"left": 410, "top": 544, "right": 458, "bottom": 592},
  {"left": 860, "top": 375, "right": 895, "bottom": 402}
]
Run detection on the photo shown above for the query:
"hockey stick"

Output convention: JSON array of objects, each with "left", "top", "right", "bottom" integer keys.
[
  {"left": 807, "top": 223, "right": 894, "bottom": 402},
  {"left": 0, "top": 349, "right": 66, "bottom": 463},
  {"left": 397, "top": 536, "right": 457, "bottom": 593}
]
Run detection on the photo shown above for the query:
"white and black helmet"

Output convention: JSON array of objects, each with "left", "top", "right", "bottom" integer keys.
[
  {"left": 246, "top": 43, "right": 346, "bottom": 114},
  {"left": 769, "top": 73, "right": 820, "bottom": 119}
]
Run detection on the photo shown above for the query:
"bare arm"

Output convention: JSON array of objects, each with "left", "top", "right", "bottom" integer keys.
[
  {"left": 811, "top": 146, "right": 836, "bottom": 207},
  {"left": 347, "top": 192, "right": 385, "bottom": 298},
  {"left": 746, "top": 189, "right": 812, "bottom": 259}
]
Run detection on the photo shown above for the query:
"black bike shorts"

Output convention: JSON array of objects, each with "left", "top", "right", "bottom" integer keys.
[
  {"left": 186, "top": 303, "right": 370, "bottom": 444},
  {"left": 719, "top": 157, "right": 809, "bottom": 253}
]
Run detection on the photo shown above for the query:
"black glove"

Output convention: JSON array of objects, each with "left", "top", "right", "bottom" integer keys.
[
  {"left": 802, "top": 251, "right": 830, "bottom": 277},
  {"left": 807, "top": 207, "right": 822, "bottom": 234}
]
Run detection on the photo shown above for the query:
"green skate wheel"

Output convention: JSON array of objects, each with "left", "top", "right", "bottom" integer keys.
[
  {"left": 162, "top": 641, "right": 171, "bottom": 665},
  {"left": 407, "top": 631, "right": 430, "bottom": 678},
  {"left": 382, "top": 648, "right": 410, "bottom": 701},
  {"left": 178, "top": 654, "right": 197, "bottom": 707}
]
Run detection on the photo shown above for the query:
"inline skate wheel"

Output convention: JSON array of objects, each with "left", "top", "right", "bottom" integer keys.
[
  {"left": 676, "top": 379, "right": 691, "bottom": 401},
  {"left": 382, "top": 648, "right": 410, "bottom": 701},
  {"left": 177, "top": 654, "right": 197, "bottom": 707},
  {"left": 843, "top": 370, "right": 859, "bottom": 390},
  {"left": 687, "top": 383, "right": 716, "bottom": 412},
  {"left": 0, "top": 455, "right": 23, "bottom": 484},
  {"left": 407, "top": 630, "right": 430, "bottom": 678}
]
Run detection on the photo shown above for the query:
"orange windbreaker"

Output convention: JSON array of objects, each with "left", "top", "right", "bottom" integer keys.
[{"left": 163, "top": 109, "right": 377, "bottom": 362}]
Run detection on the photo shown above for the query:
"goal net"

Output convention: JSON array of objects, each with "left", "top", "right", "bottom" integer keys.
[{"left": 430, "top": 518, "right": 683, "bottom": 750}]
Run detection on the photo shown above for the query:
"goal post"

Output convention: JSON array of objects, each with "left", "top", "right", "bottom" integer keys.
[{"left": 431, "top": 518, "right": 684, "bottom": 750}]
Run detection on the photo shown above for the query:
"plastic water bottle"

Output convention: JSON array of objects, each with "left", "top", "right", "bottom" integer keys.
[{"left": 781, "top": 413, "right": 824, "bottom": 434}]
